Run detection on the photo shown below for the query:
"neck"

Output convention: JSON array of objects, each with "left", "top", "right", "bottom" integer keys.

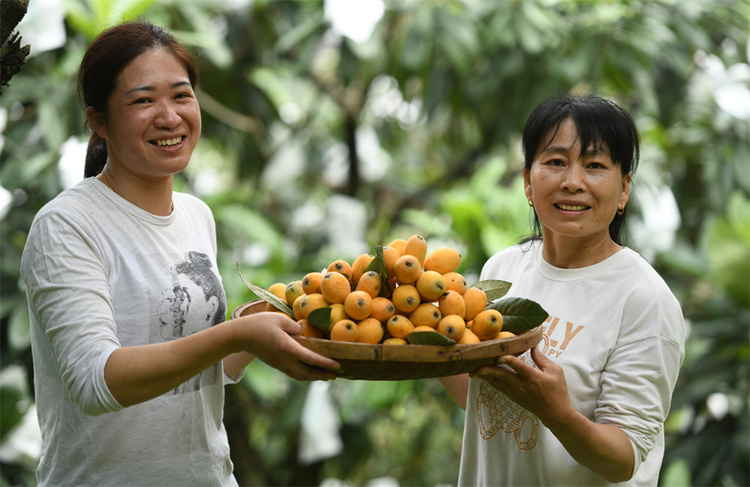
[
  {"left": 540, "top": 233, "right": 622, "bottom": 269},
  {"left": 99, "top": 166, "right": 174, "bottom": 216}
]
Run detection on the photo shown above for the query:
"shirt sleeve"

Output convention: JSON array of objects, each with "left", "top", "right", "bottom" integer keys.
[
  {"left": 22, "top": 209, "right": 124, "bottom": 416},
  {"left": 595, "top": 286, "right": 685, "bottom": 476}
]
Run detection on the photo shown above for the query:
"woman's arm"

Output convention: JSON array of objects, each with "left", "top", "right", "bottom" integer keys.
[
  {"left": 104, "top": 311, "right": 340, "bottom": 407},
  {"left": 471, "top": 347, "right": 634, "bottom": 483},
  {"left": 437, "top": 374, "right": 470, "bottom": 410}
]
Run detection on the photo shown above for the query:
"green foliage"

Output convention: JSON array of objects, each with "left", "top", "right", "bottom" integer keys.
[{"left": 1, "top": 0, "right": 748, "bottom": 485}]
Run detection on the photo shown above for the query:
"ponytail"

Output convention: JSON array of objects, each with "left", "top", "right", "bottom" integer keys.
[{"left": 84, "top": 133, "right": 107, "bottom": 178}]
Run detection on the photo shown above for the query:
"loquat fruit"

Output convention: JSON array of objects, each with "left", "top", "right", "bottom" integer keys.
[
  {"left": 403, "top": 234, "right": 428, "bottom": 267},
  {"left": 463, "top": 287, "right": 488, "bottom": 321},
  {"left": 439, "top": 290, "right": 467, "bottom": 319},
  {"left": 458, "top": 328, "right": 481, "bottom": 344},
  {"left": 299, "top": 318, "right": 326, "bottom": 339},
  {"left": 437, "top": 314, "right": 466, "bottom": 341},
  {"left": 381, "top": 245, "right": 401, "bottom": 279},
  {"left": 471, "top": 309, "right": 504, "bottom": 341},
  {"left": 393, "top": 254, "right": 422, "bottom": 284},
  {"left": 387, "top": 238, "right": 407, "bottom": 255},
  {"left": 370, "top": 296, "right": 397, "bottom": 322},
  {"left": 329, "top": 303, "right": 350, "bottom": 324},
  {"left": 292, "top": 294, "right": 307, "bottom": 321},
  {"left": 355, "top": 270, "right": 382, "bottom": 298},
  {"left": 442, "top": 272, "right": 468, "bottom": 295},
  {"left": 299, "top": 293, "right": 330, "bottom": 319},
  {"left": 392, "top": 284, "right": 421, "bottom": 313},
  {"left": 386, "top": 314, "right": 415, "bottom": 339},
  {"left": 301, "top": 272, "right": 324, "bottom": 295},
  {"left": 351, "top": 253, "right": 375, "bottom": 285},
  {"left": 330, "top": 319, "right": 358, "bottom": 342},
  {"left": 320, "top": 271, "right": 352, "bottom": 304},
  {"left": 327, "top": 259, "right": 353, "bottom": 279},
  {"left": 416, "top": 270, "right": 447, "bottom": 302},
  {"left": 356, "top": 317, "right": 385, "bottom": 344},
  {"left": 424, "top": 247, "right": 462, "bottom": 274},
  {"left": 383, "top": 337, "right": 408, "bottom": 345},
  {"left": 409, "top": 302, "right": 442, "bottom": 329},
  {"left": 344, "top": 290, "right": 374, "bottom": 321},
  {"left": 285, "top": 281, "right": 305, "bottom": 307},
  {"left": 266, "top": 282, "right": 288, "bottom": 311}
]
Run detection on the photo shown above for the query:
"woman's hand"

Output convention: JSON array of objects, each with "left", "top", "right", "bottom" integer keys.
[
  {"left": 470, "top": 347, "right": 635, "bottom": 483},
  {"left": 470, "top": 346, "right": 573, "bottom": 424},
  {"left": 233, "top": 312, "right": 341, "bottom": 381}
]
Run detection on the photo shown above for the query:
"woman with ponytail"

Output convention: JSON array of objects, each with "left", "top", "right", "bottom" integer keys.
[{"left": 21, "top": 21, "right": 339, "bottom": 486}]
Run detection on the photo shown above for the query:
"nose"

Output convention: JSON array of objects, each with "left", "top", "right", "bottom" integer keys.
[
  {"left": 561, "top": 163, "right": 586, "bottom": 192},
  {"left": 154, "top": 101, "right": 181, "bottom": 129}
]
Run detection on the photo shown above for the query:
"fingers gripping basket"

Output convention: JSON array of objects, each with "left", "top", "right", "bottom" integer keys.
[{"left": 232, "top": 300, "right": 543, "bottom": 381}]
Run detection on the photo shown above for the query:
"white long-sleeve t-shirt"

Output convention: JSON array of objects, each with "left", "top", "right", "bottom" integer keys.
[
  {"left": 21, "top": 177, "right": 237, "bottom": 486},
  {"left": 458, "top": 241, "right": 685, "bottom": 486}
]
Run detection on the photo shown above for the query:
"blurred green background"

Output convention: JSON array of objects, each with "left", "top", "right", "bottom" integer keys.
[{"left": 1, "top": 0, "right": 748, "bottom": 485}]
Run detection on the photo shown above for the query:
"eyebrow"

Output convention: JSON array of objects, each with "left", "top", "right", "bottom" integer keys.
[
  {"left": 125, "top": 81, "right": 192, "bottom": 95},
  {"left": 541, "top": 145, "right": 611, "bottom": 157}
]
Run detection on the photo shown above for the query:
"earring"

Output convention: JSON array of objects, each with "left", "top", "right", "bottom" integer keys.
[
  {"left": 528, "top": 199, "right": 534, "bottom": 207},
  {"left": 617, "top": 206, "right": 625, "bottom": 215}
]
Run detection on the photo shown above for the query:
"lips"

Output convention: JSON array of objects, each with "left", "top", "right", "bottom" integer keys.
[{"left": 153, "top": 136, "right": 184, "bottom": 147}]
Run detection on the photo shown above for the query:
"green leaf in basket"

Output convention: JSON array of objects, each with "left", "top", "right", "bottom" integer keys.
[
  {"left": 367, "top": 246, "right": 392, "bottom": 297},
  {"left": 471, "top": 279, "right": 512, "bottom": 301},
  {"left": 487, "top": 296, "right": 548, "bottom": 334},
  {"left": 236, "top": 263, "right": 294, "bottom": 319},
  {"left": 308, "top": 306, "right": 332, "bottom": 331},
  {"left": 406, "top": 330, "right": 456, "bottom": 346}
]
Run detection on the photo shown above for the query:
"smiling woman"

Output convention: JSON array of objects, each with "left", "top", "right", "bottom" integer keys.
[
  {"left": 20, "top": 21, "right": 340, "bottom": 487},
  {"left": 439, "top": 94, "right": 686, "bottom": 486}
]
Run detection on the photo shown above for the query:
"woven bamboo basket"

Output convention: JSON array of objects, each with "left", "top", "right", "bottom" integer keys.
[{"left": 232, "top": 300, "right": 543, "bottom": 380}]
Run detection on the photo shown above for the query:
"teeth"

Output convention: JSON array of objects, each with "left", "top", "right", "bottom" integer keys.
[
  {"left": 558, "top": 204, "right": 587, "bottom": 211},
  {"left": 155, "top": 137, "right": 182, "bottom": 147}
]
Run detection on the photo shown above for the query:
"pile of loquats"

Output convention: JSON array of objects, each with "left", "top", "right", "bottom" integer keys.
[{"left": 261, "top": 235, "right": 513, "bottom": 346}]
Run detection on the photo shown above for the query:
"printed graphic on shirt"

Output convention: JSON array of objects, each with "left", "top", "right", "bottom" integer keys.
[
  {"left": 540, "top": 315, "right": 584, "bottom": 359},
  {"left": 476, "top": 316, "right": 584, "bottom": 450},
  {"left": 153, "top": 251, "right": 227, "bottom": 394}
]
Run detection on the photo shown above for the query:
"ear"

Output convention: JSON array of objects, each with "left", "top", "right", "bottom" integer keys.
[
  {"left": 86, "top": 107, "right": 109, "bottom": 140},
  {"left": 523, "top": 168, "right": 533, "bottom": 201},
  {"left": 619, "top": 173, "right": 632, "bottom": 209}
]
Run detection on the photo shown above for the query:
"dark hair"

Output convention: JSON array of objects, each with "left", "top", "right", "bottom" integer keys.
[
  {"left": 521, "top": 94, "right": 640, "bottom": 245},
  {"left": 78, "top": 21, "right": 198, "bottom": 178}
]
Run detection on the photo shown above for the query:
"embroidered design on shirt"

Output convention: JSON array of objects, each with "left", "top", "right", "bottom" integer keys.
[{"left": 476, "top": 350, "right": 540, "bottom": 449}]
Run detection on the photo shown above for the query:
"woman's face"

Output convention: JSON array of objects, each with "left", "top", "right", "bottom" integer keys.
[
  {"left": 90, "top": 48, "right": 201, "bottom": 180},
  {"left": 524, "top": 117, "right": 630, "bottom": 245}
]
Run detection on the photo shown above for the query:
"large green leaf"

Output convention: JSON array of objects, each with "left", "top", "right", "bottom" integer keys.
[
  {"left": 308, "top": 306, "right": 332, "bottom": 331},
  {"left": 236, "top": 264, "right": 293, "bottom": 319},
  {"left": 471, "top": 279, "right": 511, "bottom": 301},
  {"left": 367, "top": 246, "right": 393, "bottom": 297},
  {"left": 487, "top": 297, "right": 548, "bottom": 335}
]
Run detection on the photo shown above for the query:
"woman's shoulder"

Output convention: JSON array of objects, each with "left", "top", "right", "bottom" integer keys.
[
  {"left": 486, "top": 240, "right": 539, "bottom": 263},
  {"left": 173, "top": 191, "right": 212, "bottom": 213},
  {"left": 480, "top": 240, "right": 539, "bottom": 279},
  {"left": 31, "top": 178, "right": 105, "bottom": 223}
]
